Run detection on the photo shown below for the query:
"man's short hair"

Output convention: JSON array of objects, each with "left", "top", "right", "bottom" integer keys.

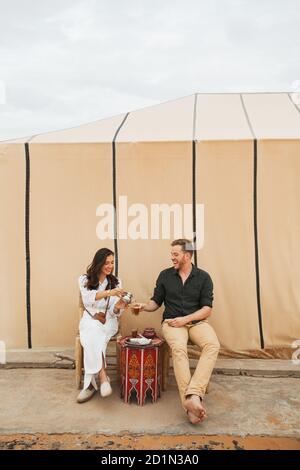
[{"left": 171, "top": 239, "right": 194, "bottom": 256}]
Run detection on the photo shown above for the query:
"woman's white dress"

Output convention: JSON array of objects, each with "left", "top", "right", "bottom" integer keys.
[{"left": 78, "top": 274, "right": 123, "bottom": 390}]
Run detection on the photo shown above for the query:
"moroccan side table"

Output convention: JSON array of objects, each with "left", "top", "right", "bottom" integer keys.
[{"left": 117, "top": 336, "right": 165, "bottom": 405}]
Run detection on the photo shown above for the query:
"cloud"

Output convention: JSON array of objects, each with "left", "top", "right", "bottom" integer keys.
[{"left": 0, "top": 0, "right": 299, "bottom": 140}]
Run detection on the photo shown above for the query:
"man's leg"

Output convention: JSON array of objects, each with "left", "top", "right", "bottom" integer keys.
[
  {"left": 186, "top": 320, "right": 220, "bottom": 400},
  {"left": 161, "top": 321, "right": 190, "bottom": 407}
]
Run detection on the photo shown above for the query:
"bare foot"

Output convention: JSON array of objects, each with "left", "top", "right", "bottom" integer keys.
[
  {"left": 184, "top": 394, "right": 206, "bottom": 422},
  {"left": 187, "top": 410, "right": 202, "bottom": 425}
]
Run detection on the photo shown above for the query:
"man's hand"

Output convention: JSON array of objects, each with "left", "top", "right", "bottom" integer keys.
[
  {"left": 131, "top": 300, "right": 159, "bottom": 313},
  {"left": 131, "top": 302, "right": 145, "bottom": 315},
  {"left": 167, "top": 316, "right": 189, "bottom": 328}
]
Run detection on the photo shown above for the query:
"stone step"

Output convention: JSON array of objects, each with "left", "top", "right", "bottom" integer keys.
[{"left": 1, "top": 347, "right": 300, "bottom": 377}]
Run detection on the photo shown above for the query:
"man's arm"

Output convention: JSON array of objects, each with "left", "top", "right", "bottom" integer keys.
[
  {"left": 185, "top": 306, "right": 212, "bottom": 322},
  {"left": 132, "top": 271, "right": 165, "bottom": 313},
  {"left": 140, "top": 300, "right": 160, "bottom": 312}
]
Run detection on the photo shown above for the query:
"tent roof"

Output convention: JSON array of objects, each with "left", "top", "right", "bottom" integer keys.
[{"left": 2, "top": 93, "right": 300, "bottom": 144}]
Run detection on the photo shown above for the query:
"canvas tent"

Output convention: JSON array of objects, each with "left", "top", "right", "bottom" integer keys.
[{"left": 1, "top": 92, "right": 300, "bottom": 357}]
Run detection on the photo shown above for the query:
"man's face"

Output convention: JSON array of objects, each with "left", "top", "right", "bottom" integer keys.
[{"left": 171, "top": 245, "right": 189, "bottom": 270}]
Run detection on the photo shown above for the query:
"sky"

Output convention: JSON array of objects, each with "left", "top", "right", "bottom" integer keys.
[{"left": 0, "top": 0, "right": 299, "bottom": 140}]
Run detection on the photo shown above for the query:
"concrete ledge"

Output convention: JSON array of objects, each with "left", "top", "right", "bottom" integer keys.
[{"left": 2, "top": 347, "right": 300, "bottom": 378}]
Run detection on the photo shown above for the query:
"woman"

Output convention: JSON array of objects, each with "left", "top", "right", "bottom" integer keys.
[{"left": 77, "top": 248, "right": 127, "bottom": 403}]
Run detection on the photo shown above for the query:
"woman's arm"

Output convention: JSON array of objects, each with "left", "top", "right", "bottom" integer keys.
[
  {"left": 109, "top": 279, "right": 126, "bottom": 316},
  {"left": 78, "top": 275, "right": 98, "bottom": 311},
  {"left": 78, "top": 275, "right": 123, "bottom": 313},
  {"left": 95, "top": 287, "right": 124, "bottom": 301}
]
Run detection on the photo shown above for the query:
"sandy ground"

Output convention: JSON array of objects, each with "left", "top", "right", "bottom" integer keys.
[
  {"left": 1, "top": 354, "right": 300, "bottom": 450},
  {"left": 0, "top": 433, "right": 299, "bottom": 450}
]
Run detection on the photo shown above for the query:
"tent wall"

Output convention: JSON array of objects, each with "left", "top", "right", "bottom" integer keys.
[
  {"left": 0, "top": 144, "right": 27, "bottom": 348},
  {"left": 29, "top": 143, "right": 114, "bottom": 347},
  {"left": 257, "top": 140, "right": 300, "bottom": 347},
  {"left": 0, "top": 93, "right": 299, "bottom": 352},
  {"left": 116, "top": 142, "right": 193, "bottom": 336},
  {"left": 1, "top": 139, "right": 300, "bottom": 350},
  {"left": 195, "top": 140, "right": 261, "bottom": 350}
]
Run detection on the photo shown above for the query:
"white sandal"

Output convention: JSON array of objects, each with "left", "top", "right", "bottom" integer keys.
[{"left": 100, "top": 376, "right": 112, "bottom": 397}]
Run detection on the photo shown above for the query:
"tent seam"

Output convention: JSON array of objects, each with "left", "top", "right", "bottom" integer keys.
[
  {"left": 24, "top": 142, "right": 32, "bottom": 349},
  {"left": 253, "top": 139, "right": 265, "bottom": 349},
  {"left": 240, "top": 94, "right": 256, "bottom": 139},
  {"left": 287, "top": 92, "right": 300, "bottom": 115},
  {"left": 112, "top": 113, "right": 130, "bottom": 277},
  {"left": 192, "top": 93, "right": 198, "bottom": 267}
]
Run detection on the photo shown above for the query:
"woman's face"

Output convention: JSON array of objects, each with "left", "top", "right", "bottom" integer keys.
[{"left": 101, "top": 254, "right": 114, "bottom": 276}]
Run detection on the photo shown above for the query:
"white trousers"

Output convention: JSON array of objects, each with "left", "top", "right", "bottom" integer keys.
[{"left": 79, "top": 312, "right": 118, "bottom": 390}]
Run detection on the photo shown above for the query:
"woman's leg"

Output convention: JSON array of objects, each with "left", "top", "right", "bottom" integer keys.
[
  {"left": 99, "top": 353, "right": 109, "bottom": 383},
  {"left": 80, "top": 323, "right": 107, "bottom": 390},
  {"left": 99, "top": 323, "right": 117, "bottom": 385}
]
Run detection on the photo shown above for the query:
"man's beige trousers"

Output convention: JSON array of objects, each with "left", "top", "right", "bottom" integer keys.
[{"left": 162, "top": 319, "right": 220, "bottom": 407}]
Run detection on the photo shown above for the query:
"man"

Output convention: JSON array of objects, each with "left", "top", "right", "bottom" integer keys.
[{"left": 132, "top": 239, "right": 220, "bottom": 424}]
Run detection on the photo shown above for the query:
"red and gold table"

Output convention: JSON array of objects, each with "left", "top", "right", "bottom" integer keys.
[{"left": 117, "top": 336, "right": 165, "bottom": 406}]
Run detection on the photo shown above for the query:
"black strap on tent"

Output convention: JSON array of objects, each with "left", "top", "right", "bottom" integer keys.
[
  {"left": 192, "top": 139, "right": 197, "bottom": 267},
  {"left": 112, "top": 113, "right": 129, "bottom": 277},
  {"left": 240, "top": 95, "right": 265, "bottom": 349},
  {"left": 192, "top": 93, "right": 198, "bottom": 266},
  {"left": 24, "top": 142, "right": 32, "bottom": 349},
  {"left": 253, "top": 138, "right": 264, "bottom": 349}
]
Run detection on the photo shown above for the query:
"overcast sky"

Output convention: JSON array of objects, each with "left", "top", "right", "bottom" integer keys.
[{"left": 0, "top": 0, "right": 299, "bottom": 140}]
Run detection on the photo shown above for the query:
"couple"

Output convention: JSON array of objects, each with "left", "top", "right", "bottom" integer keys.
[{"left": 77, "top": 239, "right": 220, "bottom": 425}]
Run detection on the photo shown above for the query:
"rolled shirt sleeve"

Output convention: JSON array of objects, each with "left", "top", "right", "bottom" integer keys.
[
  {"left": 199, "top": 274, "right": 214, "bottom": 308},
  {"left": 107, "top": 278, "right": 124, "bottom": 318},
  {"left": 151, "top": 271, "right": 166, "bottom": 307},
  {"left": 78, "top": 275, "right": 98, "bottom": 312}
]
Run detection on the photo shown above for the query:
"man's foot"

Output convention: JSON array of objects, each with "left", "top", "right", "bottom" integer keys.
[
  {"left": 186, "top": 410, "right": 202, "bottom": 424},
  {"left": 76, "top": 385, "right": 96, "bottom": 403},
  {"left": 184, "top": 394, "right": 206, "bottom": 423}
]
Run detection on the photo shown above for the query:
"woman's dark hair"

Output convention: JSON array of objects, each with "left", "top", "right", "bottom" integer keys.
[{"left": 85, "top": 248, "right": 119, "bottom": 290}]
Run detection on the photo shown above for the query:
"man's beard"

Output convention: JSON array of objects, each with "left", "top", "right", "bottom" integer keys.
[{"left": 174, "top": 260, "right": 184, "bottom": 270}]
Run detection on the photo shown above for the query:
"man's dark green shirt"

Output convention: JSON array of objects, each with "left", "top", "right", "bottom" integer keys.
[{"left": 151, "top": 264, "right": 213, "bottom": 321}]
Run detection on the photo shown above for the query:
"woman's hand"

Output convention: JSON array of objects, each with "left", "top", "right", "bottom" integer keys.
[
  {"left": 114, "top": 297, "right": 127, "bottom": 310},
  {"left": 109, "top": 288, "right": 124, "bottom": 298}
]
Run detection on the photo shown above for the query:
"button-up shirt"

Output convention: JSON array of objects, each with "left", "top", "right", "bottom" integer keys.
[{"left": 151, "top": 264, "right": 213, "bottom": 321}]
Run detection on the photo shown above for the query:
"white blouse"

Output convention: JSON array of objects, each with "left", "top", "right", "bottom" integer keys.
[{"left": 78, "top": 274, "right": 124, "bottom": 320}]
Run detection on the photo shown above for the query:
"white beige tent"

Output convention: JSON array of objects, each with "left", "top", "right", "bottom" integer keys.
[{"left": 1, "top": 92, "right": 300, "bottom": 357}]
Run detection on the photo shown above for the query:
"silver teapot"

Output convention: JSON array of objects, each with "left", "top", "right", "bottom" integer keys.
[{"left": 122, "top": 291, "right": 133, "bottom": 304}]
